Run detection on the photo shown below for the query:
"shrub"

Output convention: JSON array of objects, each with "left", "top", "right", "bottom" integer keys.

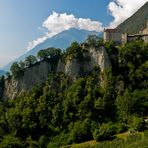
[
  {"left": 47, "top": 142, "right": 58, "bottom": 148},
  {"left": 0, "top": 135, "right": 23, "bottom": 148},
  {"left": 10, "top": 62, "right": 23, "bottom": 78},
  {"left": 129, "top": 117, "right": 146, "bottom": 132},
  {"left": 67, "top": 119, "right": 92, "bottom": 144},
  {"left": 25, "top": 136, "right": 38, "bottom": 147},
  {"left": 47, "top": 132, "right": 70, "bottom": 147},
  {"left": 116, "top": 123, "right": 128, "bottom": 133},
  {"left": 93, "top": 123, "right": 117, "bottom": 141},
  {"left": 39, "top": 135, "right": 48, "bottom": 148}
]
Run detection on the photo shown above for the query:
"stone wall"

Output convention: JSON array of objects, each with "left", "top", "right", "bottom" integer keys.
[{"left": 104, "top": 29, "right": 122, "bottom": 43}]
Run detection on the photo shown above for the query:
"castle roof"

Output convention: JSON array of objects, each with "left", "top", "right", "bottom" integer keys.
[{"left": 104, "top": 28, "right": 121, "bottom": 33}]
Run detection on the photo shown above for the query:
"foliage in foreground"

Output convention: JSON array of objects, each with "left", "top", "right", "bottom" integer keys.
[
  {"left": 70, "top": 130, "right": 148, "bottom": 148},
  {"left": 0, "top": 38, "right": 147, "bottom": 147}
]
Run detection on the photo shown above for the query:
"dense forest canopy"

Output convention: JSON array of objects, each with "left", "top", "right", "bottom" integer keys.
[{"left": 0, "top": 36, "right": 148, "bottom": 147}]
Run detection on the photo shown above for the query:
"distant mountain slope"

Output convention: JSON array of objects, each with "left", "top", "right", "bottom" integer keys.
[
  {"left": 2, "top": 28, "right": 99, "bottom": 71},
  {"left": 117, "top": 2, "right": 148, "bottom": 34},
  {"left": 0, "top": 70, "right": 5, "bottom": 76}
]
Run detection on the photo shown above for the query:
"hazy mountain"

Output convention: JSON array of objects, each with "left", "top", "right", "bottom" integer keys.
[
  {"left": 117, "top": 2, "right": 148, "bottom": 34},
  {"left": 2, "top": 28, "right": 100, "bottom": 71},
  {"left": 0, "top": 70, "right": 5, "bottom": 76}
]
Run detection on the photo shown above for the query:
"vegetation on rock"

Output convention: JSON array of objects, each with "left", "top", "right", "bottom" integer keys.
[{"left": 0, "top": 37, "right": 148, "bottom": 147}]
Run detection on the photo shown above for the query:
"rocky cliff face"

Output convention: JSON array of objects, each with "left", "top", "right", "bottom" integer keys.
[
  {"left": 57, "top": 46, "right": 111, "bottom": 77},
  {"left": 3, "top": 46, "right": 111, "bottom": 99},
  {"left": 3, "top": 60, "right": 51, "bottom": 99}
]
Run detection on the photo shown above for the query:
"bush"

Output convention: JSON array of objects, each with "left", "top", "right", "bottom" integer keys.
[
  {"left": 116, "top": 123, "right": 128, "bottom": 133},
  {"left": 93, "top": 123, "right": 117, "bottom": 141},
  {"left": 0, "top": 135, "right": 23, "bottom": 148},
  {"left": 10, "top": 62, "right": 23, "bottom": 78},
  {"left": 39, "top": 135, "right": 48, "bottom": 148},
  {"left": 67, "top": 119, "right": 92, "bottom": 144},
  {"left": 25, "top": 136, "right": 38, "bottom": 147},
  {"left": 129, "top": 117, "right": 146, "bottom": 132}
]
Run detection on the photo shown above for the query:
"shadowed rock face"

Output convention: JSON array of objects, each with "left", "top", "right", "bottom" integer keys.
[
  {"left": 3, "top": 46, "right": 111, "bottom": 99},
  {"left": 3, "top": 60, "right": 52, "bottom": 99}
]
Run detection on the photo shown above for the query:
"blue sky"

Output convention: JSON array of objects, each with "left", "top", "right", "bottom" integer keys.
[{"left": 0, "top": 0, "right": 147, "bottom": 67}]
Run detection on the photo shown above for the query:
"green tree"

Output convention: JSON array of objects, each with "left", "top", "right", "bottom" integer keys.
[
  {"left": 116, "top": 89, "right": 148, "bottom": 122},
  {"left": 25, "top": 55, "right": 37, "bottom": 67},
  {"left": 6, "top": 108, "right": 22, "bottom": 136},
  {"left": 66, "top": 42, "right": 81, "bottom": 55},
  {"left": 0, "top": 102, "right": 8, "bottom": 138},
  {"left": 39, "top": 135, "right": 48, "bottom": 148},
  {"left": 67, "top": 119, "right": 92, "bottom": 144},
  {"left": 93, "top": 123, "right": 117, "bottom": 141},
  {"left": 6, "top": 72, "right": 11, "bottom": 80},
  {"left": 86, "top": 35, "right": 99, "bottom": 47},
  {"left": 130, "top": 117, "right": 146, "bottom": 132},
  {"left": 19, "top": 61, "right": 25, "bottom": 70},
  {"left": 10, "top": 62, "right": 22, "bottom": 77},
  {"left": 118, "top": 40, "right": 148, "bottom": 87},
  {"left": 37, "top": 49, "right": 49, "bottom": 60},
  {"left": 47, "top": 48, "right": 61, "bottom": 57},
  {"left": 0, "top": 135, "right": 23, "bottom": 148}
]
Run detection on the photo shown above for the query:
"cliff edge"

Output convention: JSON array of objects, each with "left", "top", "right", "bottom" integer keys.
[{"left": 3, "top": 46, "right": 111, "bottom": 99}]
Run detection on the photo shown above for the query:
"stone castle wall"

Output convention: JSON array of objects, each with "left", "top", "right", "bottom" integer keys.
[{"left": 104, "top": 21, "right": 148, "bottom": 44}]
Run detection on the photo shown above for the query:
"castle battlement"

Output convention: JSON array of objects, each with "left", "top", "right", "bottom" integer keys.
[{"left": 104, "top": 21, "right": 148, "bottom": 44}]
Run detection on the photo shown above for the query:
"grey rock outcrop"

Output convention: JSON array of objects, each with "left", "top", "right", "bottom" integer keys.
[
  {"left": 89, "top": 46, "right": 111, "bottom": 71},
  {"left": 57, "top": 46, "right": 111, "bottom": 77},
  {"left": 3, "top": 60, "right": 51, "bottom": 99},
  {"left": 3, "top": 46, "right": 111, "bottom": 99}
]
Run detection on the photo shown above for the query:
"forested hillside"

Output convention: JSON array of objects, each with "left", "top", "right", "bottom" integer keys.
[{"left": 0, "top": 37, "right": 148, "bottom": 147}]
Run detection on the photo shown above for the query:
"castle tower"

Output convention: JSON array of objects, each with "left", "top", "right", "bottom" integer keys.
[
  {"left": 103, "top": 28, "right": 110, "bottom": 42},
  {"left": 103, "top": 28, "right": 122, "bottom": 43}
]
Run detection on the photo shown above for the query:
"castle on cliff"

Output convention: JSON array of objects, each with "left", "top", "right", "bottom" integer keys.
[{"left": 103, "top": 21, "right": 148, "bottom": 44}]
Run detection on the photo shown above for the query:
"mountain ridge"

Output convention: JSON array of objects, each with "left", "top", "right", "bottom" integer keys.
[
  {"left": 0, "top": 70, "right": 6, "bottom": 76},
  {"left": 117, "top": 2, "right": 148, "bottom": 34},
  {"left": 2, "top": 28, "right": 99, "bottom": 71}
]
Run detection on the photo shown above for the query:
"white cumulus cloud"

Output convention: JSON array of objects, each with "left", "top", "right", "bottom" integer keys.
[
  {"left": 27, "top": 12, "right": 103, "bottom": 50},
  {"left": 108, "top": 0, "right": 147, "bottom": 28}
]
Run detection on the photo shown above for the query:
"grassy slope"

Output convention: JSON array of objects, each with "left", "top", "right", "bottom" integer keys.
[
  {"left": 67, "top": 130, "right": 148, "bottom": 148},
  {"left": 117, "top": 2, "right": 148, "bottom": 34}
]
